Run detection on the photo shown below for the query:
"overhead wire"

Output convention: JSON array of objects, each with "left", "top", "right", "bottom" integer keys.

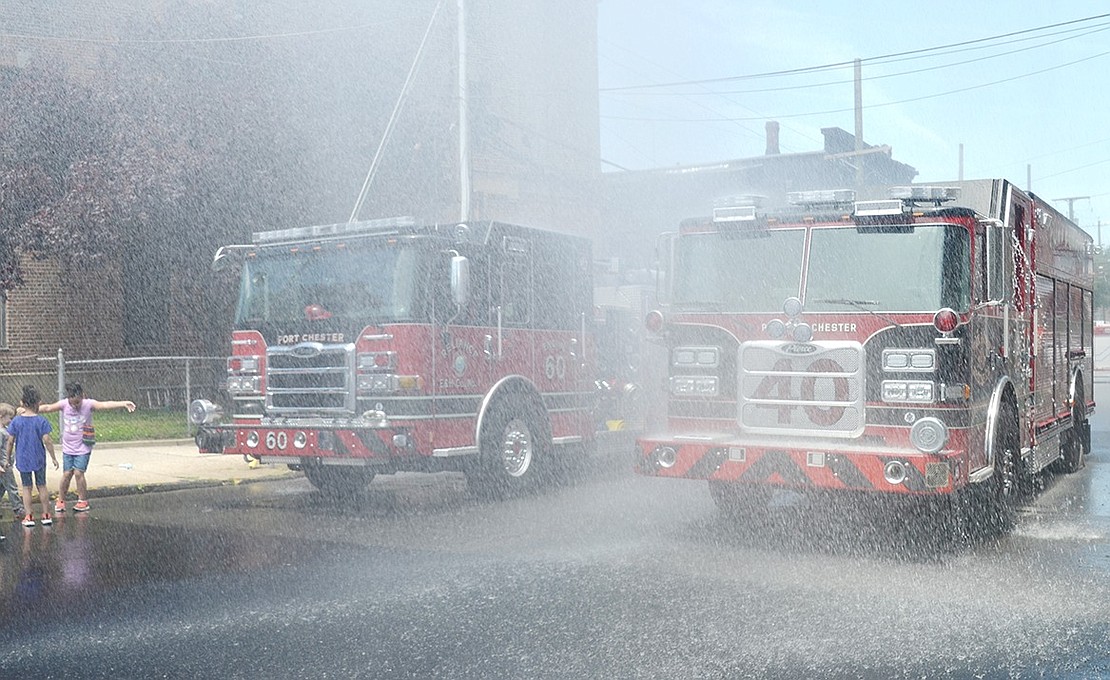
[
  {"left": 601, "top": 46, "right": 1110, "bottom": 123},
  {"left": 604, "top": 21, "right": 1110, "bottom": 97},
  {"left": 600, "top": 11, "right": 1110, "bottom": 91}
]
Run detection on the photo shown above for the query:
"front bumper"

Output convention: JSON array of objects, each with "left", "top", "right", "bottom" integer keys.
[{"left": 636, "top": 434, "right": 961, "bottom": 495}]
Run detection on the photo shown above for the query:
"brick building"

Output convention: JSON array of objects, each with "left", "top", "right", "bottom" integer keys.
[{"left": 0, "top": 0, "right": 603, "bottom": 399}]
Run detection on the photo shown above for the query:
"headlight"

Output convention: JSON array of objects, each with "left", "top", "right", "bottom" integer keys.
[
  {"left": 358, "top": 352, "right": 397, "bottom": 371},
  {"left": 672, "top": 346, "right": 719, "bottom": 368},
  {"left": 227, "top": 356, "right": 260, "bottom": 374},
  {"left": 226, "top": 376, "right": 262, "bottom": 395},
  {"left": 188, "top": 399, "right": 223, "bottom": 425},
  {"left": 883, "top": 349, "right": 935, "bottom": 372},
  {"left": 882, "top": 381, "right": 935, "bottom": 403},
  {"left": 670, "top": 376, "right": 719, "bottom": 397}
]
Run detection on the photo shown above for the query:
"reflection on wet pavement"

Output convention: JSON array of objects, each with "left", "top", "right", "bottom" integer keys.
[{"left": 0, "top": 508, "right": 346, "bottom": 625}]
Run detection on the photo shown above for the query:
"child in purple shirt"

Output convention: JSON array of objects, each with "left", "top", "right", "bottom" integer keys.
[{"left": 39, "top": 382, "right": 135, "bottom": 514}]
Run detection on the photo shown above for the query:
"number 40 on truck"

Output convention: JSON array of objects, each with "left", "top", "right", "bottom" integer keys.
[{"left": 637, "top": 179, "right": 1095, "bottom": 532}]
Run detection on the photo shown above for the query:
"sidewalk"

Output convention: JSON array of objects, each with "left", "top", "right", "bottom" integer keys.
[{"left": 69, "top": 439, "right": 298, "bottom": 499}]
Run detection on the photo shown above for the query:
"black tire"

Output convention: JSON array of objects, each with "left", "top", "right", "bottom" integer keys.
[
  {"left": 971, "top": 400, "right": 1021, "bottom": 537},
  {"left": 303, "top": 464, "right": 375, "bottom": 496},
  {"left": 1052, "top": 380, "right": 1087, "bottom": 474},
  {"left": 467, "top": 397, "right": 550, "bottom": 499}
]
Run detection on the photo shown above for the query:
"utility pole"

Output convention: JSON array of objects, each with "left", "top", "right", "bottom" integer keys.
[
  {"left": 853, "top": 58, "right": 863, "bottom": 189},
  {"left": 1054, "top": 195, "right": 1090, "bottom": 222},
  {"left": 458, "top": 0, "right": 471, "bottom": 222}
]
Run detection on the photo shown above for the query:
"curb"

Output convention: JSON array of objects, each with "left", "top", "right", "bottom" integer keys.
[
  {"left": 95, "top": 438, "right": 195, "bottom": 449},
  {"left": 83, "top": 471, "right": 300, "bottom": 500}
]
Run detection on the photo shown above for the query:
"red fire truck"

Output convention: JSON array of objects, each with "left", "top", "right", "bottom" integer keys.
[
  {"left": 190, "top": 217, "right": 603, "bottom": 496},
  {"left": 637, "top": 179, "right": 1095, "bottom": 530}
]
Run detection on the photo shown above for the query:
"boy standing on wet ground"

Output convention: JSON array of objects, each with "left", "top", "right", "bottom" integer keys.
[
  {"left": 40, "top": 382, "right": 135, "bottom": 514},
  {"left": 6, "top": 385, "right": 58, "bottom": 528}
]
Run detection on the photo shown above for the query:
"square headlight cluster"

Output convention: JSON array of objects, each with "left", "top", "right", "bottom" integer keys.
[
  {"left": 227, "top": 375, "right": 262, "bottom": 395},
  {"left": 882, "top": 349, "right": 935, "bottom": 372},
  {"left": 670, "top": 376, "right": 719, "bottom": 397},
  {"left": 672, "top": 346, "right": 719, "bottom": 368},
  {"left": 881, "top": 380, "right": 934, "bottom": 403}
]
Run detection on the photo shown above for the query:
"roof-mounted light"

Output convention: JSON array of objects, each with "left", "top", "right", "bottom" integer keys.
[
  {"left": 787, "top": 189, "right": 856, "bottom": 208},
  {"left": 853, "top": 199, "right": 914, "bottom": 229},
  {"left": 252, "top": 216, "right": 416, "bottom": 244},
  {"left": 854, "top": 200, "right": 905, "bottom": 217},
  {"left": 713, "top": 194, "right": 765, "bottom": 209},
  {"left": 713, "top": 205, "right": 757, "bottom": 223},
  {"left": 889, "top": 186, "right": 960, "bottom": 205}
]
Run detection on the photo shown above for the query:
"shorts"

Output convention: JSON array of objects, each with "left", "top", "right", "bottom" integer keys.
[
  {"left": 19, "top": 468, "right": 46, "bottom": 489},
  {"left": 63, "top": 453, "right": 91, "bottom": 472}
]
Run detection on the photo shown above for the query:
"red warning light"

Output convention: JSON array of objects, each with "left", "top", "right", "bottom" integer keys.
[{"left": 933, "top": 308, "right": 959, "bottom": 333}]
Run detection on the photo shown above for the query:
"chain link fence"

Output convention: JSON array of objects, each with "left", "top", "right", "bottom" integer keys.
[{"left": 1, "top": 351, "right": 228, "bottom": 435}]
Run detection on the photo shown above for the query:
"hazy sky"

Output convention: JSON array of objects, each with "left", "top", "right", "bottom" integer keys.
[{"left": 599, "top": 1, "right": 1110, "bottom": 239}]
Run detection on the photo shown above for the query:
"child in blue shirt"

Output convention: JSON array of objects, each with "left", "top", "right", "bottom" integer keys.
[{"left": 5, "top": 386, "right": 58, "bottom": 527}]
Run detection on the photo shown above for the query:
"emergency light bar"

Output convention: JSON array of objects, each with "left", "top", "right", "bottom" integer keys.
[
  {"left": 713, "top": 194, "right": 765, "bottom": 209},
  {"left": 853, "top": 199, "right": 905, "bottom": 217},
  {"left": 252, "top": 216, "right": 417, "bottom": 244},
  {"left": 853, "top": 199, "right": 913, "bottom": 230},
  {"left": 713, "top": 205, "right": 757, "bottom": 223},
  {"left": 889, "top": 186, "right": 960, "bottom": 203},
  {"left": 786, "top": 189, "right": 856, "bottom": 207}
]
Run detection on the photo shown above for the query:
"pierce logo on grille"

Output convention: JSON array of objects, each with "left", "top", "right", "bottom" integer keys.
[
  {"left": 781, "top": 343, "right": 817, "bottom": 355},
  {"left": 290, "top": 342, "right": 324, "bottom": 358}
]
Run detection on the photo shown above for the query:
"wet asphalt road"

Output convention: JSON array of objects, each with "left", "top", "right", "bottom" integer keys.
[{"left": 2, "top": 404, "right": 1110, "bottom": 677}]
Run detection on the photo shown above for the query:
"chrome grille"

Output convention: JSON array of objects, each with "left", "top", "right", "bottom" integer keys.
[
  {"left": 738, "top": 340, "right": 865, "bottom": 437},
  {"left": 266, "top": 343, "right": 355, "bottom": 414}
]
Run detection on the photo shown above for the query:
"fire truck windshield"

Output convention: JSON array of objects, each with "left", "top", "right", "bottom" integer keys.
[
  {"left": 234, "top": 243, "right": 429, "bottom": 326},
  {"left": 673, "top": 228, "right": 806, "bottom": 312},
  {"left": 805, "top": 223, "right": 970, "bottom": 313},
  {"left": 672, "top": 223, "right": 970, "bottom": 314}
]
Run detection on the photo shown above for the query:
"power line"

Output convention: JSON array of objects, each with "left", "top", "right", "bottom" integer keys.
[
  {"left": 602, "top": 22, "right": 1110, "bottom": 98},
  {"left": 600, "top": 46, "right": 1110, "bottom": 123},
  {"left": 600, "top": 11, "right": 1110, "bottom": 92}
]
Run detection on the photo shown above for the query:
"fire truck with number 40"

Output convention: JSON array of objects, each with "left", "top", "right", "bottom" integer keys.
[
  {"left": 190, "top": 217, "right": 610, "bottom": 497},
  {"left": 637, "top": 179, "right": 1094, "bottom": 531}
]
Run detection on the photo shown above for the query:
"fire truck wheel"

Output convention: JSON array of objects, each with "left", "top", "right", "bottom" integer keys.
[
  {"left": 1052, "top": 381, "right": 1087, "bottom": 474},
  {"left": 302, "top": 464, "right": 375, "bottom": 496},
  {"left": 975, "top": 400, "right": 1021, "bottom": 536},
  {"left": 469, "top": 400, "right": 551, "bottom": 498}
]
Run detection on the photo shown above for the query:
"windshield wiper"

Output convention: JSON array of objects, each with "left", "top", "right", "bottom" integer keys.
[
  {"left": 810, "top": 297, "right": 879, "bottom": 307},
  {"left": 673, "top": 300, "right": 729, "bottom": 312},
  {"left": 808, "top": 297, "right": 902, "bottom": 328}
]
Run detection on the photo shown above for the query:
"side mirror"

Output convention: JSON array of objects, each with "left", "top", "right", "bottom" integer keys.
[{"left": 450, "top": 255, "right": 471, "bottom": 308}]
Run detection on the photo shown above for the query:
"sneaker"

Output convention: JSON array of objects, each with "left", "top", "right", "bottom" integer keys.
[
  {"left": 21, "top": 515, "right": 34, "bottom": 528},
  {"left": 73, "top": 500, "right": 90, "bottom": 513},
  {"left": 40, "top": 513, "right": 52, "bottom": 526},
  {"left": 55, "top": 500, "right": 66, "bottom": 514}
]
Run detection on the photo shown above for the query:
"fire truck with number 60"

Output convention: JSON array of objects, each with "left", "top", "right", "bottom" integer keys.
[
  {"left": 637, "top": 179, "right": 1094, "bottom": 531},
  {"left": 190, "top": 217, "right": 612, "bottom": 497}
]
